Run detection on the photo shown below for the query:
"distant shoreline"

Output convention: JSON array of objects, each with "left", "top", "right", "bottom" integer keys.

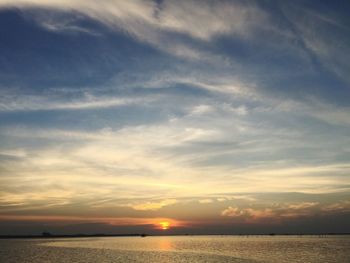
[{"left": 1, "top": 233, "right": 349, "bottom": 239}]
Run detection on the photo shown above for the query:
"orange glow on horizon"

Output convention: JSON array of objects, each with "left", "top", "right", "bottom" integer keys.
[{"left": 0, "top": 215, "right": 187, "bottom": 229}]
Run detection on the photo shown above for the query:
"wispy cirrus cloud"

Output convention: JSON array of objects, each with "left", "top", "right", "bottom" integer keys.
[
  {"left": 0, "top": 0, "right": 267, "bottom": 40},
  {"left": 0, "top": 0, "right": 269, "bottom": 61},
  {"left": 0, "top": 93, "right": 153, "bottom": 111},
  {"left": 281, "top": 2, "right": 350, "bottom": 85}
]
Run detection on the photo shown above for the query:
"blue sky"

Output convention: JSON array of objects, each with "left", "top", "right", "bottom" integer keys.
[{"left": 0, "top": 0, "right": 349, "bottom": 234}]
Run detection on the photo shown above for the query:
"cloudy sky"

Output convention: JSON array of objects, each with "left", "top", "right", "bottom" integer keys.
[{"left": 0, "top": 0, "right": 349, "bottom": 235}]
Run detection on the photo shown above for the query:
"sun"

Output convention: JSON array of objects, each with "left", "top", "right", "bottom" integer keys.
[{"left": 159, "top": 221, "right": 170, "bottom": 230}]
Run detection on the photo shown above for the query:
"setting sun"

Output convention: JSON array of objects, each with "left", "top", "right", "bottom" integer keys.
[{"left": 159, "top": 221, "right": 170, "bottom": 230}]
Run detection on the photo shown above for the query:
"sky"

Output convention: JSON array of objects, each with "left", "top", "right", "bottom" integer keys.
[{"left": 0, "top": 0, "right": 349, "bottom": 235}]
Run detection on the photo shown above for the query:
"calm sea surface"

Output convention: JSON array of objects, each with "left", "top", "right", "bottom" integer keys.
[{"left": 0, "top": 235, "right": 349, "bottom": 262}]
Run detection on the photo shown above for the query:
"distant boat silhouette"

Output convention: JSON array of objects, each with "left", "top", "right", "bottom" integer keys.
[{"left": 42, "top": 232, "right": 52, "bottom": 237}]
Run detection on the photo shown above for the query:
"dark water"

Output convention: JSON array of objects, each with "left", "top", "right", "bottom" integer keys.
[{"left": 0, "top": 236, "right": 349, "bottom": 262}]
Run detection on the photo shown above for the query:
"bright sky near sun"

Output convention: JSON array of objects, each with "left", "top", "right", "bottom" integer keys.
[{"left": 0, "top": 0, "right": 349, "bottom": 234}]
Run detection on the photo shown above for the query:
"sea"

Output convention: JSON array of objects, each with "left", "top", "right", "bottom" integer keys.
[{"left": 0, "top": 235, "right": 349, "bottom": 262}]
